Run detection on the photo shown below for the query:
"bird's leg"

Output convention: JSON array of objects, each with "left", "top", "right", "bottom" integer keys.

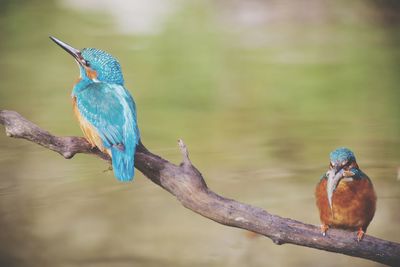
[
  {"left": 357, "top": 228, "right": 365, "bottom": 242},
  {"left": 320, "top": 224, "right": 329, "bottom": 236},
  {"left": 103, "top": 165, "right": 113, "bottom": 173}
]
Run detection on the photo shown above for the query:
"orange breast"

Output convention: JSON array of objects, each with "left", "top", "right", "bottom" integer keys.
[
  {"left": 315, "top": 177, "right": 376, "bottom": 231},
  {"left": 72, "top": 97, "right": 109, "bottom": 155}
]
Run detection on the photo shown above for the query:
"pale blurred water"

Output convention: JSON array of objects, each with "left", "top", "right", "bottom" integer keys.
[{"left": 0, "top": 0, "right": 399, "bottom": 266}]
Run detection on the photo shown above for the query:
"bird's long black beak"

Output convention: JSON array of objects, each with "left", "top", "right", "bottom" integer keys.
[
  {"left": 326, "top": 165, "right": 345, "bottom": 211},
  {"left": 50, "top": 36, "right": 86, "bottom": 65}
]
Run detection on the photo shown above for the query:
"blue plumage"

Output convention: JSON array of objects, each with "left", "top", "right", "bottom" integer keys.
[
  {"left": 50, "top": 36, "right": 140, "bottom": 182},
  {"left": 75, "top": 82, "right": 139, "bottom": 181},
  {"left": 329, "top": 147, "right": 356, "bottom": 165},
  {"left": 329, "top": 147, "right": 369, "bottom": 181},
  {"left": 81, "top": 48, "right": 124, "bottom": 85}
]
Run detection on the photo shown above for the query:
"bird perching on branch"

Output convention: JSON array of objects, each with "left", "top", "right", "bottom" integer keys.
[
  {"left": 50, "top": 36, "right": 140, "bottom": 182},
  {"left": 315, "top": 147, "right": 376, "bottom": 241}
]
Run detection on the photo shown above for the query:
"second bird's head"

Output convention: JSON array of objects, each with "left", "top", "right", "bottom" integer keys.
[
  {"left": 326, "top": 147, "right": 359, "bottom": 209},
  {"left": 50, "top": 36, "right": 124, "bottom": 85},
  {"left": 329, "top": 147, "right": 358, "bottom": 174}
]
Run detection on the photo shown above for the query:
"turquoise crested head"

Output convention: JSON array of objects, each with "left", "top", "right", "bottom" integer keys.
[
  {"left": 329, "top": 147, "right": 356, "bottom": 166},
  {"left": 80, "top": 48, "right": 124, "bottom": 85},
  {"left": 50, "top": 36, "right": 124, "bottom": 85}
]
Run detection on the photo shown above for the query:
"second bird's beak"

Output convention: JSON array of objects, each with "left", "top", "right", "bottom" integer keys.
[
  {"left": 50, "top": 36, "right": 87, "bottom": 66},
  {"left": 326, "top": 165, "right": 344, "bottom": 211}
]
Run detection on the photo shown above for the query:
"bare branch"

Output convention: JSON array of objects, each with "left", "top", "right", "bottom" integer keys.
[{"left": 1, "top": 109, "right": 399, "bottom": 266}]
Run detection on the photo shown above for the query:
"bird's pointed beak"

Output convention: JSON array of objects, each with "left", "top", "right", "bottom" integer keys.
[
  {"left": 49, "top": 36, "right": 87, "bottom": 66},
  {"left": 326, "top": 165, "right": 344, "bottom": 210}
]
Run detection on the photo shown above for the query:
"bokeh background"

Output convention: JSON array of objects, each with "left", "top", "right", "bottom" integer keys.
[{"left": 0, "top": 0, "right": 399, "bottom": 266}]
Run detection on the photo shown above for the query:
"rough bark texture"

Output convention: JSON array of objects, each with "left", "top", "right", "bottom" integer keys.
[{"left": 1, "top": 110, "right": 399, "bottom": 266}]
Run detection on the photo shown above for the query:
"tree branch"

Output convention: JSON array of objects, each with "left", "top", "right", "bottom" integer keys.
[{"left": 1, "top": 109, "right": 399, "bottom": 266}]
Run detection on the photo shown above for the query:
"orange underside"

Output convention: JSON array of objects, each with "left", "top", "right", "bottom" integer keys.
[
  {"left": 72, "top": 97, "right": 109, "bottom": 155},
  {"left": 315, "top": 177, "right": 376, "bottom": 231}
]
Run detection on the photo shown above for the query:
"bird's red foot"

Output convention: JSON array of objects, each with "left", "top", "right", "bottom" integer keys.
[
  {"left": 357, "top": 228, "right": 365, "bottom": 242},
  {"left": 320, "top": 224, "right": 329, "bottom": 236},
  {"left": 103, "top": 166, "right": 113, "bottom": 173}
]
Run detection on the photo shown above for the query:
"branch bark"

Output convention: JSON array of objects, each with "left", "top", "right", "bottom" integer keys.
[{"left": 1, "top": 109, "right": 399, "bottom": 266}]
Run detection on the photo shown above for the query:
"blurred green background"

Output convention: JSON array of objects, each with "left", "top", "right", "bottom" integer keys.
[{"left": 0, "top": 0, "right": 399, "bottom": 266}]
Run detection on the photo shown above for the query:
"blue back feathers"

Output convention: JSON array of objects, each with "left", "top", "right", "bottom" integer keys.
[
  {"left": 329, "top": 147, "right": 356, "bottom": 165},
  {"left": 74, "top": 48, "right": 139, "bottom": 182}
]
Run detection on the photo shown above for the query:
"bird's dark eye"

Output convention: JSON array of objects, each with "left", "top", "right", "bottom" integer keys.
[{"left": 85, "top": 60, "right": 90, "bottom": 66}]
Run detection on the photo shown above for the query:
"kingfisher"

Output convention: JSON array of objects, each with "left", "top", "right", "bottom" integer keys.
[
  {"left": 315, "top": 147, "right": 376, "bottom": 241},
  {"left": 50, "top": 36, "right": 140, "bottom": 182}
]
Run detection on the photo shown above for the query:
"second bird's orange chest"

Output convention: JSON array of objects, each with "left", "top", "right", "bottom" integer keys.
[{"left": 315, "top": 177, "right": 376, "bottom": 230}]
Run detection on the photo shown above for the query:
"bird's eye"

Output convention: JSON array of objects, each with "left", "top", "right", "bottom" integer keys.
[
  {"left": 85, "top": 60, "right": 90, "bottom": 66},
  {"left": 342, "top": 160, "right": 348, "bottom": 166}
]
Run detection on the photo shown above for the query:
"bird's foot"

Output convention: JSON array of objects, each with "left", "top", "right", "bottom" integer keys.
[
  {"left": 103, "top": 166, "right": 113, "bottom": 173},
  {"left": 357, "top": 228, "right": 365, "bottom": 242},
  {"left": 320, "top": 224, "right": 329, "bottom": 237}
]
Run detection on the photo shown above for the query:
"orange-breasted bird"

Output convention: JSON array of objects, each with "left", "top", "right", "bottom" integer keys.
[
  {"left": 315, "top": 147, "right": 376, "bottom": 241},
  {"left": 50, "top": 36, "right": 140, "bottom": 182}
]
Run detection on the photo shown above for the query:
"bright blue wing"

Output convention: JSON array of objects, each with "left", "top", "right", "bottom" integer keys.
[{"left": 75, "top": 82, "right": 140, "bottom": 181}]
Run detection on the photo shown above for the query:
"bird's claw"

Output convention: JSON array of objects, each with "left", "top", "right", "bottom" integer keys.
[
  {"left": 357, "top": 228, "right": 365, "bottom": 242},
  {"left": 320, "top": 224, "right": 329, "bottom": 237},
  {"left": 103, "top": 166, "right": 113, "bottom": 173}
]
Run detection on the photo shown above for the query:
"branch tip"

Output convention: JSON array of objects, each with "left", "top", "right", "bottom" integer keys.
[{"left": 178, "top": 139, "right": 191, "bottom": 165}]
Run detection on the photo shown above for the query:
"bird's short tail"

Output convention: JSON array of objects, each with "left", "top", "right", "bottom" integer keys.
[{"left": 110, "top": 146, "right": 135, "bottom": 182}]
